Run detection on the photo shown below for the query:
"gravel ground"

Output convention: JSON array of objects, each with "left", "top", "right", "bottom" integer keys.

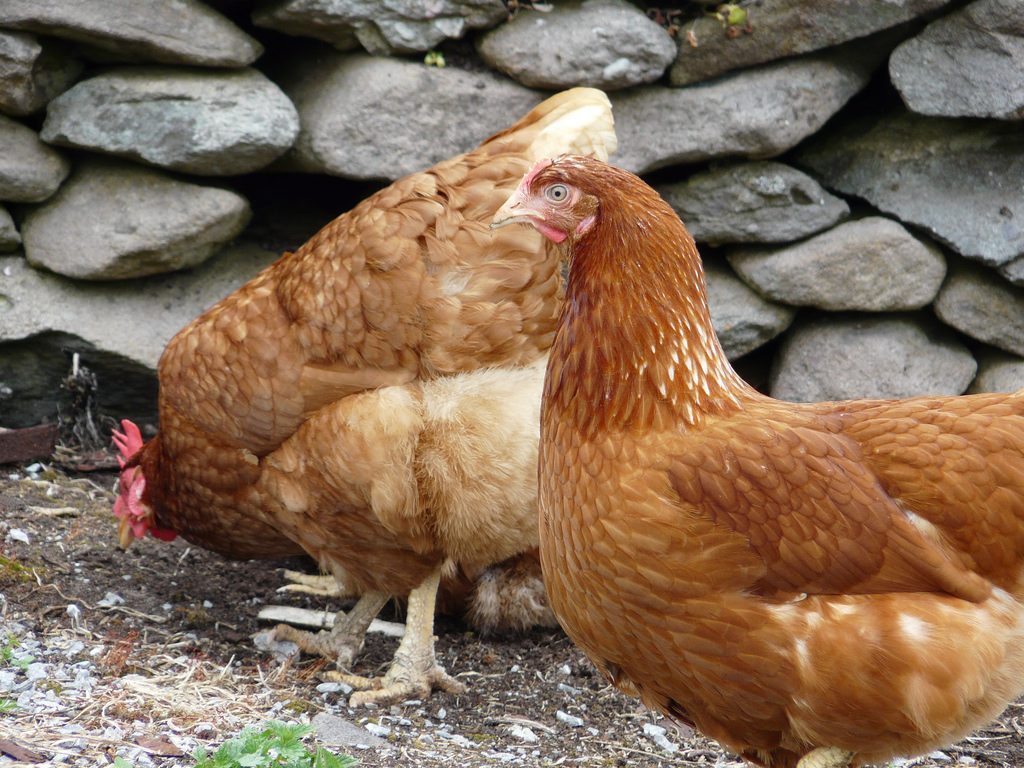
[{"left": 2, "top": 463, "right": 1024, "bottom": 768}]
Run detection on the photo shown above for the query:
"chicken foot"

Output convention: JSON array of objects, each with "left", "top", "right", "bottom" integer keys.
[
  {"left": 277, "top": 570, "right": 346, "bottom": 598},
  {"left": 327, "top": 565, "right": 467, "bottom": 707},
  {"left": 796, "top": 747, "right": 854, "bottom": 768},
  {"left": 273, "top": 590, "right": 388, "bottom": 669}
]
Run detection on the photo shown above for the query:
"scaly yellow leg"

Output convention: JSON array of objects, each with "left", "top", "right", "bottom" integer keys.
[
  {"left": 273, "top": 590, "right": 389, "bottom": 669},
  {"left": 328, "top": 565, "right": 466, "bottom": 706}
]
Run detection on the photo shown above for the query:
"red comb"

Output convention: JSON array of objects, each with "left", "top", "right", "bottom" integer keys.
[{"left": 112, "top": 419, "right": 144, "bottom": 468}]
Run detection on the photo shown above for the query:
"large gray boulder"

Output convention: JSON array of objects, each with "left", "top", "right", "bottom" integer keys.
[
  {"left": 657, "top": 161, "right": 849, "bottom": 245},
  {"left": 968, "top": 349, "right": 1024, "bottom": 394},
  {"left": 275, "top": 51, "right": 541, "bottom": 180},
  {"left": 670, "top": 0, "right": 952, "bottom": 86},
  {"left": 613, "top": 46, "right": 879, "bottom": 174},
  {"left": 770, "top": 314, "right": 977, "bottom": 402},
  {"left": 890, "top": 0, "right": 1024, "bottom": 120},
  {"left": 0, "top": 114, "right": 70, "bottom": 203},
  {"left": 21, "top": 159, "right": 252, "bottom": 281},
  {"left": 705, "top": 259, "right": 796, "bottom": 360},
  {"left": 727, "top": 217, "right": 947, "bottom": 311},
  {"left": 0, "top": 0, "right": 262, "bottom": 67},
  {"left": 41, "top": 67, "right": 300, "bottom": 175},
  {"left": 476, "top": 0, "right": 675, "bottom": 91},
  {"left": 0, "top": 242, "right": 279, "bottom": 426},
  {"left": 0, "top": 30, "right": 82, "bottom": 117},
  {"left": 254, "top": 0, "right": 505, "bottom": 55},
  {"left": 934, "top": 262, "right": 1024, "bottom": 356},
  {"left": 797, "top": 111, "right": 1024, "bottom": 268}
]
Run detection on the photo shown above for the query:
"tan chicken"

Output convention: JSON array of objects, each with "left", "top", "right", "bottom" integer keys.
[
  {"left": 492, "top": 155, "right": 1024, "bottom": 768},
  {"left": 113, "top": 90, "right": 616, "bottom": 705}
]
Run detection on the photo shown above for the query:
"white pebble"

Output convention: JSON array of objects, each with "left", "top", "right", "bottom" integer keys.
[
  {"left": 202, "top": 600, "right": 213, "bottom": 608},
  {"left": 643, "top": 722, "right": 678, "bottom": 753},
  {"left": 558, "top": 664, "right": 571, "bottom": 675},
  {"left": 556, "top": 710, "right": 583, "bottom": 727},
  {"left": 436, "top": 707, "right": 446, "bottom": 720},
  {"left": 6, "top": 528, "right": 30, "bottom": 544},
  {"left": 364, "top": 723, "right": 391, "bottom": 737},
  {"left": 557, "top": 682, "right": 580, "bottom": 696},
  {"left": 508, "top": 725, "right": 538, "bottom": 743},
  {"left": 25, "top": 662, "right": 49, "bottom": 682},
  {"left": 316, "top": 681, "right": 353, "bottom": 694},
  {"left": 97, "top": 592, "right": 125, "bottom": 608}
]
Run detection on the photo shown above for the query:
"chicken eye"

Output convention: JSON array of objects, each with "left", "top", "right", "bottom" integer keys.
[{"left": 545, "top": 184, "right": 570, "bottom": 204}]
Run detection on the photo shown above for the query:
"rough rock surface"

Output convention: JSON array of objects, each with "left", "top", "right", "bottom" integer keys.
[
  {"left": 658, "top": 161, "right": 849, "bottom": 245},
  {"left": 254, "top": 0, "right": 505, "bottom": 55},
  {"left": 276, "top": 51, "right": 540, "bottom": 180},
  {"left": 727, "top": 217, "right": 947, "bottom": 311},
  {"left": 798, "top": 111, "right": 1024, "bottom": 267},
  {"left": 770, "top": 314, "right": 977, "bottom": 402},
  {"left": 1002, "top": 257, "right": 1024, "bottom": 287},
  {"left": 968, "top": 349, "right": 1024, "bottom": 394},
  {"left": 613, "top": 47, "right": 878, "bottom": 174},
  {"left": 0, "top": 205, "right": 20, "bottom": 252},
  {"left": 670, "top": 0, "right": 952, "bottom": 86},
  {"left": 21, "top": 159, "right": 252, "bottom": 280},
  {"left": 41, "top": 67, "right": 300, "bottom": 175},
  {"left": 890, "top": 0, "right": 1024, "bottom": 120},
  {"left": 476, "top": 0, "right": 675, "bottom": 91},
  {"left": 0, "top": 0, "right": 262, "bottom": 67},
  {"left": 0, "top": 242, "right": 277, "bottom": 370},
  {"left": 0, "top": 30, "right": 82, "bottom": 116},
  {"left": 705, "top": 259, "right": 796, "bottom": 360},
  {"left": 0, "top": 114, "right": 69, "bottom": 203},
  {"left": 933, "top": 262, "right": 1024, "bottom": 356}
]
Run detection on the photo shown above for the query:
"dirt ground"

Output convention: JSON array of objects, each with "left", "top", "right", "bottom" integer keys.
[{"left": 2, "top": 465, "right": 1024, "bottom": 768}]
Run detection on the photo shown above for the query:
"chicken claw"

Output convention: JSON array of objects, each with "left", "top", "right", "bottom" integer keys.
[
  {"left": 277, "top": 569, "right": 348, "bottom": 598},
  {"left": 273, "top": 591, "right": 388, "bottom": 669},
  {"left": 796, "top": 747, "right": 855, "bottom": 768},
  {"left": 327, "top": 566, "right": 467, "bottom": 707}
]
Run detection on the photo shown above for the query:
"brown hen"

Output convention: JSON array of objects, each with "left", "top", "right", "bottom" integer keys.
[
  {"left": 113, "top": 90, "right": 616, "bottom": 705},
  {"left": 493, "top": 155, "right": 1024, "bottom": 768}
]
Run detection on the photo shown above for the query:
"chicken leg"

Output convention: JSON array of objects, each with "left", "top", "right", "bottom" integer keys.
[
  {"left": 273, "top": 591, "right": 389, "bottom": 669},
  {"left": 327, "top": 565, "right": 467, "bottom": 707},
  {"left": 796, "top": 747, "right": 854, "bottom": 768}
]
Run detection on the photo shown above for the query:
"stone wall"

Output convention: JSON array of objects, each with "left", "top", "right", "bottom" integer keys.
[{"left": 0, "top": 0, "right": 1022, "bottom": 429}]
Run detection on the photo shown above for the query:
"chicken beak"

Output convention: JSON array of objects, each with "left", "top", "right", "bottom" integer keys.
[
  {"left": 117, "top": 518, "right": 136, "bottom": 550},
  {"left": 491, "top": 190, "right": 539, "bottom": 230}
]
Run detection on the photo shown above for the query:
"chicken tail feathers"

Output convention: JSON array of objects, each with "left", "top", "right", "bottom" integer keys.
[{"left": 484, "top": 87, "right": 617, "bottom": 166}]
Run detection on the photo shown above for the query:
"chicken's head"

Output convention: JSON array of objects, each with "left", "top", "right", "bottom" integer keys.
[
  {"left": 112, "top": 419, "right": 176, "bottom": 548},
  {"left": 491, "top": 156, "right": 600, "bottom": 245}
]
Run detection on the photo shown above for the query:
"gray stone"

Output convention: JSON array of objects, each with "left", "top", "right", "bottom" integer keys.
[
  {"left": 968, "top": 349, "right": 1024, "bottom": 394},
  {"left": 0, "top": 242, "right": 278, "bottom": 370},
  {"left": 21, "top": 159, "right": 252, "bottom": 280},
  {"left": 0, "top": 0, "right": 261, "bottom": 67},
  {"left": 770, "top": 314, "right": 977, "bottom": 402},
  {"left": 727, "top": 217, "right": 947, "bottom": 311},
  {"left": 890, "top": 0, "right": 1024, "bottom": 120},
  {"left": 797, "top": 112, "right": 1024, "bottom": 268},
  {"left": 312, "top": 712, "right": 386, "bottom": 748},
  {"left": 0, "top": 206, "right": 20, "bottom": 252},
  {"left": 255, "top": 0, "right": 505, "bottom": 55},
  {"left": 476, "top": 0, "right": 675, "bottom": 91},
  {"left": 670, "top": 0, "right": 952, "bottom": 86},
  {"left": 0, "top": 30, "right": 82, "bottom": 117},
  {"left": 275, "top": 51, "right": 540, "bottom": 180},
  {"left": 705, "top": 259, "right": 796, "bottom": 360},
  {"left": 933, "top": 262, "right": 1024, "bottom": 356},
  {"left": 0, "top": 114, "right": 70, "bottom": 203},
  {"left": 613, "top": 47, "right": 878, "bottom": 175},
  {"left": 41, "top": 67, "right": 300, "bottom": 175},
  {"left": 657, "top": 161, "right": 849, "bottom": 245}
]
